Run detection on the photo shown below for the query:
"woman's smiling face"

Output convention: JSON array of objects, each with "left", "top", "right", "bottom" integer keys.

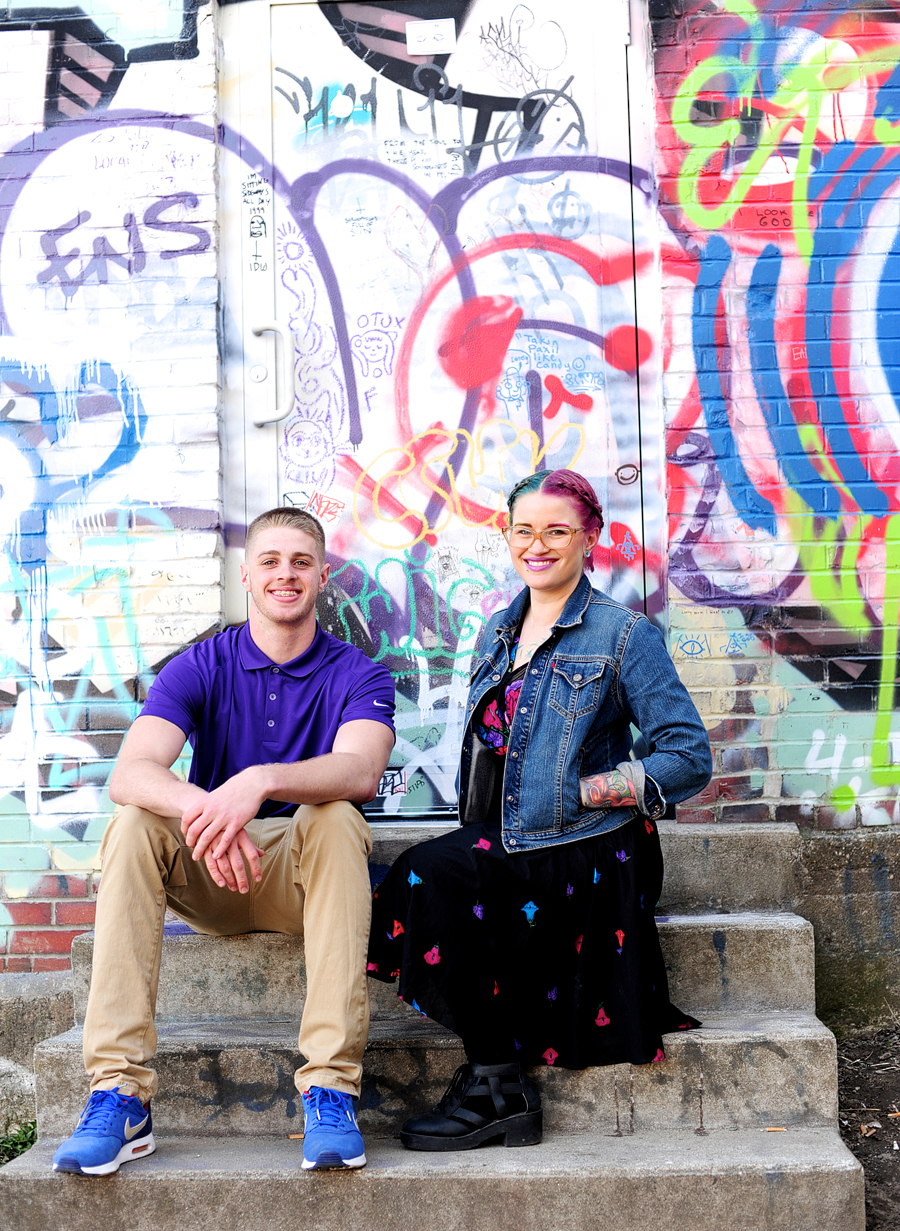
[{"left": 506, "top": 491, "right": 600, "bottom": 599}]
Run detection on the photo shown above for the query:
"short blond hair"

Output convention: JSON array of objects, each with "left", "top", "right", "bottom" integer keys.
[{"left": 245, "top": 507, "right": 326, "bottom": 560}]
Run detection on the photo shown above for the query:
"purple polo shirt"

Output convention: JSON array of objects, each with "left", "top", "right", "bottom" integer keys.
[{"left": 140, "top": 622, "right": 396, "bottom": 817}]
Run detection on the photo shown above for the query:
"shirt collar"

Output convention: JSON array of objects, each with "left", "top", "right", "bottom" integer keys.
[{"left": 237, "top": 621, "right": 331, "bottom": 678}]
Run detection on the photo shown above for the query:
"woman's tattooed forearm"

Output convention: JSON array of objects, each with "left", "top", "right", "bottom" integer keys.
[{"left": 580, "top": 769, "right": 637, "bottom": 809}]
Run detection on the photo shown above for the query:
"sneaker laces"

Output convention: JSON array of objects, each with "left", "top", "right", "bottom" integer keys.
[
  {"left": 75, "top": 1089, "right": 130, "bottom": 1134},
  {"left": 306, "top": 1088, "right": 351, "bottom": 1128}
]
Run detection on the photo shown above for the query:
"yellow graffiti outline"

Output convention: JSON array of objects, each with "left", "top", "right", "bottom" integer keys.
[{"left": 351, "top": 418, "right": 586, "bottom": 551}]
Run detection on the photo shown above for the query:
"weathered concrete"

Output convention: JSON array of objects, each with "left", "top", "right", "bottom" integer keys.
[
  {"left": 797, "top": 828, "right": 900, "bottom": 1030},
  {"left": 368, "top": 823, "right": 457, "bottom": 871},
  {"left": 656, "top": 821, "right": 800, "bottom": 913},
  {"left": 368, "top": 821, "right": 801, "bottom": 914},
  {"left": 0, "top": 1130, "right": 864, "bottom": 1231},
  {"left": 71, "top": 912, "right": 816, "bottom": 1024},
  {"left": 0, "top": 1058, "right": 35, "bottom": 1134},
  {"left": 0, "top": 972, "right": 73, "bottom": 1068},
  {"left": 34, "top": 1011, "right": 836, "bottom": 1139},
  {"left": 660, "top": 912, "right": 815, "bottom": 1013},
  {"left": 6, "top": 830, "right": 866, "bottom": 1231}
]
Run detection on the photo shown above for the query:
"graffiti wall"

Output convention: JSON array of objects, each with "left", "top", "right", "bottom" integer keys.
[
  {"left": 0, "top": 0, "right": 662, "bottom": 967},
  {"left": 655, "top": 0, "right": 900, "bottom": 827},
  {"left": 217, "top": 0, "right": 661, "bottom": 818},
  {"left": 0, "top": 1, "right": 221, "bottom": 968},
  {"left": 6, "top": 0, "right": 900, "bottom": 969}
]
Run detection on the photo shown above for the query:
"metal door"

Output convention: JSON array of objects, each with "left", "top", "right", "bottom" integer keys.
[{"left": 218, "top": 0, "right": 660, "bottom": 816}]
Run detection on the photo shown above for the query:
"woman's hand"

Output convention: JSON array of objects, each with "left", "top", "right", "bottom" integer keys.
[{"left": 580, "top": 769, "right": 638, "bottom": 809}]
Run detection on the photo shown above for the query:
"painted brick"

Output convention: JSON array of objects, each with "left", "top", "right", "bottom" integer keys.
[
  {"left": 10, "top": 929, "right": 90, "bottom": 956},
  {"left": 0, "top": 0, "right": 893, "bottom": 971},
  {"left": 816, "top": 807, "right": 859, "bottom": 832},
  {"left": 33, "top": 957, "right": 72, "bottom": 972},
  {"left": 0, "top": 816, "right": 32, "bottom": 843},
  {"left": 55, "top": 902, "right": 97, "bottom": 926},
  {"left": 6, "top": 902, "right": 52, "bottom": 926},
  {"left": 5, "top": 957, "right": 31, "bottom": 973},
  {"left": 714, "top": 776, "right": 764, "bottom": 803},
  {"left": 675, "top": 808, "right": 716, "bottom": 824},
  {"left": 775, "top": 804, "right": 816, "bottom": 829},
  {"left": 0, "top": 846, "right": 50, "bottom": 873},
  {"left": 719, "top": 804, "right": 773, "bottom": 824}
]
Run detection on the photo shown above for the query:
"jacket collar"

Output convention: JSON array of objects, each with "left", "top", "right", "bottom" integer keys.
[{"left": 495, "top": 573, "right": 593, "bottom": 637}]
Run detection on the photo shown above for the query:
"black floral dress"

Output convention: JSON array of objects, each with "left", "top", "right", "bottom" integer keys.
[{"left": 367, "top": 653, "right": 700, "bottom": 1069}]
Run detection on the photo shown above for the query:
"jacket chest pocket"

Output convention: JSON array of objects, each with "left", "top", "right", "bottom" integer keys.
[{"left": 549, "top": 660, "right": 606, "bottom": 719}]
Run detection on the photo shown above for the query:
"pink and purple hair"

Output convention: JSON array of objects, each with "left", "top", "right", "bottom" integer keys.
[{"left": 506, "top": 470, "right": 604, "bottom": 573}]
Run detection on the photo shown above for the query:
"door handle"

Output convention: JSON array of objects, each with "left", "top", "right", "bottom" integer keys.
[{"left": 251, "top": 322, "right": 295, "bottom": 426}]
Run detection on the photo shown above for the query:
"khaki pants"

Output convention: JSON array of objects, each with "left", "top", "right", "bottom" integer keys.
[{"left": 82, "top": 801, "right": 373, "bottom": 1103}]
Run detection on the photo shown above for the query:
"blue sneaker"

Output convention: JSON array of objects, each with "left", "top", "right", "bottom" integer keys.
[
  {"left": 53, "top": 1088, "right": 155, "bottom": 1176},
  {"left": 301, "top": 1086, "right": 366, "bottom": 1170}
]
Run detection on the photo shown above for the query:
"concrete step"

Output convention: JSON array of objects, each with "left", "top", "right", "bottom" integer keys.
[
  {"left": 34, "top": 1011, "right": 836, "bottom": 1139},
  {"left": 0, "top": 1128, "right": 863, "bottom": 1231},
  {"left": 69, "top": 910, "right": 816, "bottom": 1025},
  {"left": 368, "top": 820, "right": 801, "bottom": 914}
]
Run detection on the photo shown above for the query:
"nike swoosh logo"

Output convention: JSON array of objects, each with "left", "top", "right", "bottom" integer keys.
[
  {"left": 373, "top": 700, "right": 389, "bottom": 708},
  {"left": 124, "top": 1113, "right": 149, "bottom": 1140}
]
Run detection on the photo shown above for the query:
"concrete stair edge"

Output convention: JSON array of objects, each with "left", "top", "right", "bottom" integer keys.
[
  {"left": 33, "top": 1011, "right": 839, "bottom": 1139},
  {"left": 368, "top": 821, "right": 801, "bottom": 913},
  {"left": 69, "top": 910, "right": 818, "bottom": 1025},
  {"left": 0, "top": 1129, "right": 863, "bottom": 1231},
  {"left": 4, "top": 820, "right": 865, "bottom": 1231}
]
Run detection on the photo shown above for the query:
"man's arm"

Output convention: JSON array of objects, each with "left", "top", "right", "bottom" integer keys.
[
  {"left": 108, "top": 714, "right": 206, "bottom": 817},
  {"left": 183, "top": 718, "right": 395, "bottom": 862},
  {"left": 108, "top": 715, "right": 263, "bottom": 894}
]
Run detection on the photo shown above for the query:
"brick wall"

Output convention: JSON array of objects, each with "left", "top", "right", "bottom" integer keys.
[
  {"left": 0, "top": 5, "right": 221, "bottom": 969},
  {"left": 653, "top": 0, "right": 900, "bottom": 830}
]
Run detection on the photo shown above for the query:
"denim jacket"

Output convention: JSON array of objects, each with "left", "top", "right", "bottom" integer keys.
[{"left": 458, "top": 575, "right": 712, "bottom": 852}]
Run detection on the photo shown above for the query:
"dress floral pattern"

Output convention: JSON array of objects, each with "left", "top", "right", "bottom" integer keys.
[{"left": 474, "top": 654, "right": 524, "bottom": 754}]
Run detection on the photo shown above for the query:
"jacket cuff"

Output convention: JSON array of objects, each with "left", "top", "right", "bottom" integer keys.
[
  {"left": 614, "top": 760, "right": 646, "bottom": 814},
  {"left": 614, "top": 761, "right": 667, "bottom": 820}
]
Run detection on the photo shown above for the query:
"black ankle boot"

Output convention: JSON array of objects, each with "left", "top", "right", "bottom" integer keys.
[{"left": 399, "top": 1061, "right": 542, "bottom": 1151}]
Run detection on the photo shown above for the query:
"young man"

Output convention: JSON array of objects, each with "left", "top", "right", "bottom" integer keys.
[{"left": 53, "top": 508, "right": 395, "bottom": 1175}]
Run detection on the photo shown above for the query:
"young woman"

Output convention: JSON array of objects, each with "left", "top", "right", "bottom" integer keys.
[{"left": 367, "top": 469, "right": 712, "bottom": 1151}]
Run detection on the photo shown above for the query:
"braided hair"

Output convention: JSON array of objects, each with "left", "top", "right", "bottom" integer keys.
[{"left": 506, "top": 470, "right": 604, "bottom": 573}]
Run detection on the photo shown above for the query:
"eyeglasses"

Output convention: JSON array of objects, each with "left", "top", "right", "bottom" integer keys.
[{"left": 501, "top": 525, "right": 585, "bottom": 549}]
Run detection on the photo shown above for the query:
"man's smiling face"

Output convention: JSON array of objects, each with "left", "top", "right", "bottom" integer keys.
[{"left": 239, "top": 526, "right": 329, "bottom": 631}]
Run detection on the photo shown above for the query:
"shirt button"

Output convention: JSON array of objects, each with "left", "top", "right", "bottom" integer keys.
[
  {"left": 520, "top": 707, "right": 527, "bottom": 713},
  {"left": 493, "top": 674, "right": 501, "bottom": 681},
  {"left": 509, "top": 838, "right": 517, "bottom": 846},
  {"left": 511, "top": 751, "right": 518, "bottom": 758},
  {"left": 269, "top": 693, "right": 277, "bottom": 700},
  {"left": 267, "top": 720, "right": 275, "bottom": 727},
  {"left": 574, "top": 673, "right": 583, "bottom": 682},
  {"left": 531, "top": 669, "right": 538, "bottom": 675},
  {"left": 272, "top": 667, "right": 280, "bottom": 674},
  {"left": 507, "top": 795, "right": 513, "bottom": 802}
]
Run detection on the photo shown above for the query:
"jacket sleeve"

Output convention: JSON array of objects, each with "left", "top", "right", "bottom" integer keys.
[{"left": 614, "top": 615, "right": 712, "bottom": 815}]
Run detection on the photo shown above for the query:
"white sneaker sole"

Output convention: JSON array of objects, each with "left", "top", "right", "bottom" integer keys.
[
  {"left": 301, "top": 1150, "right": 366, "bottom": 1170},
  {"left": 54, "top": 1133, "right": 156, "bottom": 1176}
]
